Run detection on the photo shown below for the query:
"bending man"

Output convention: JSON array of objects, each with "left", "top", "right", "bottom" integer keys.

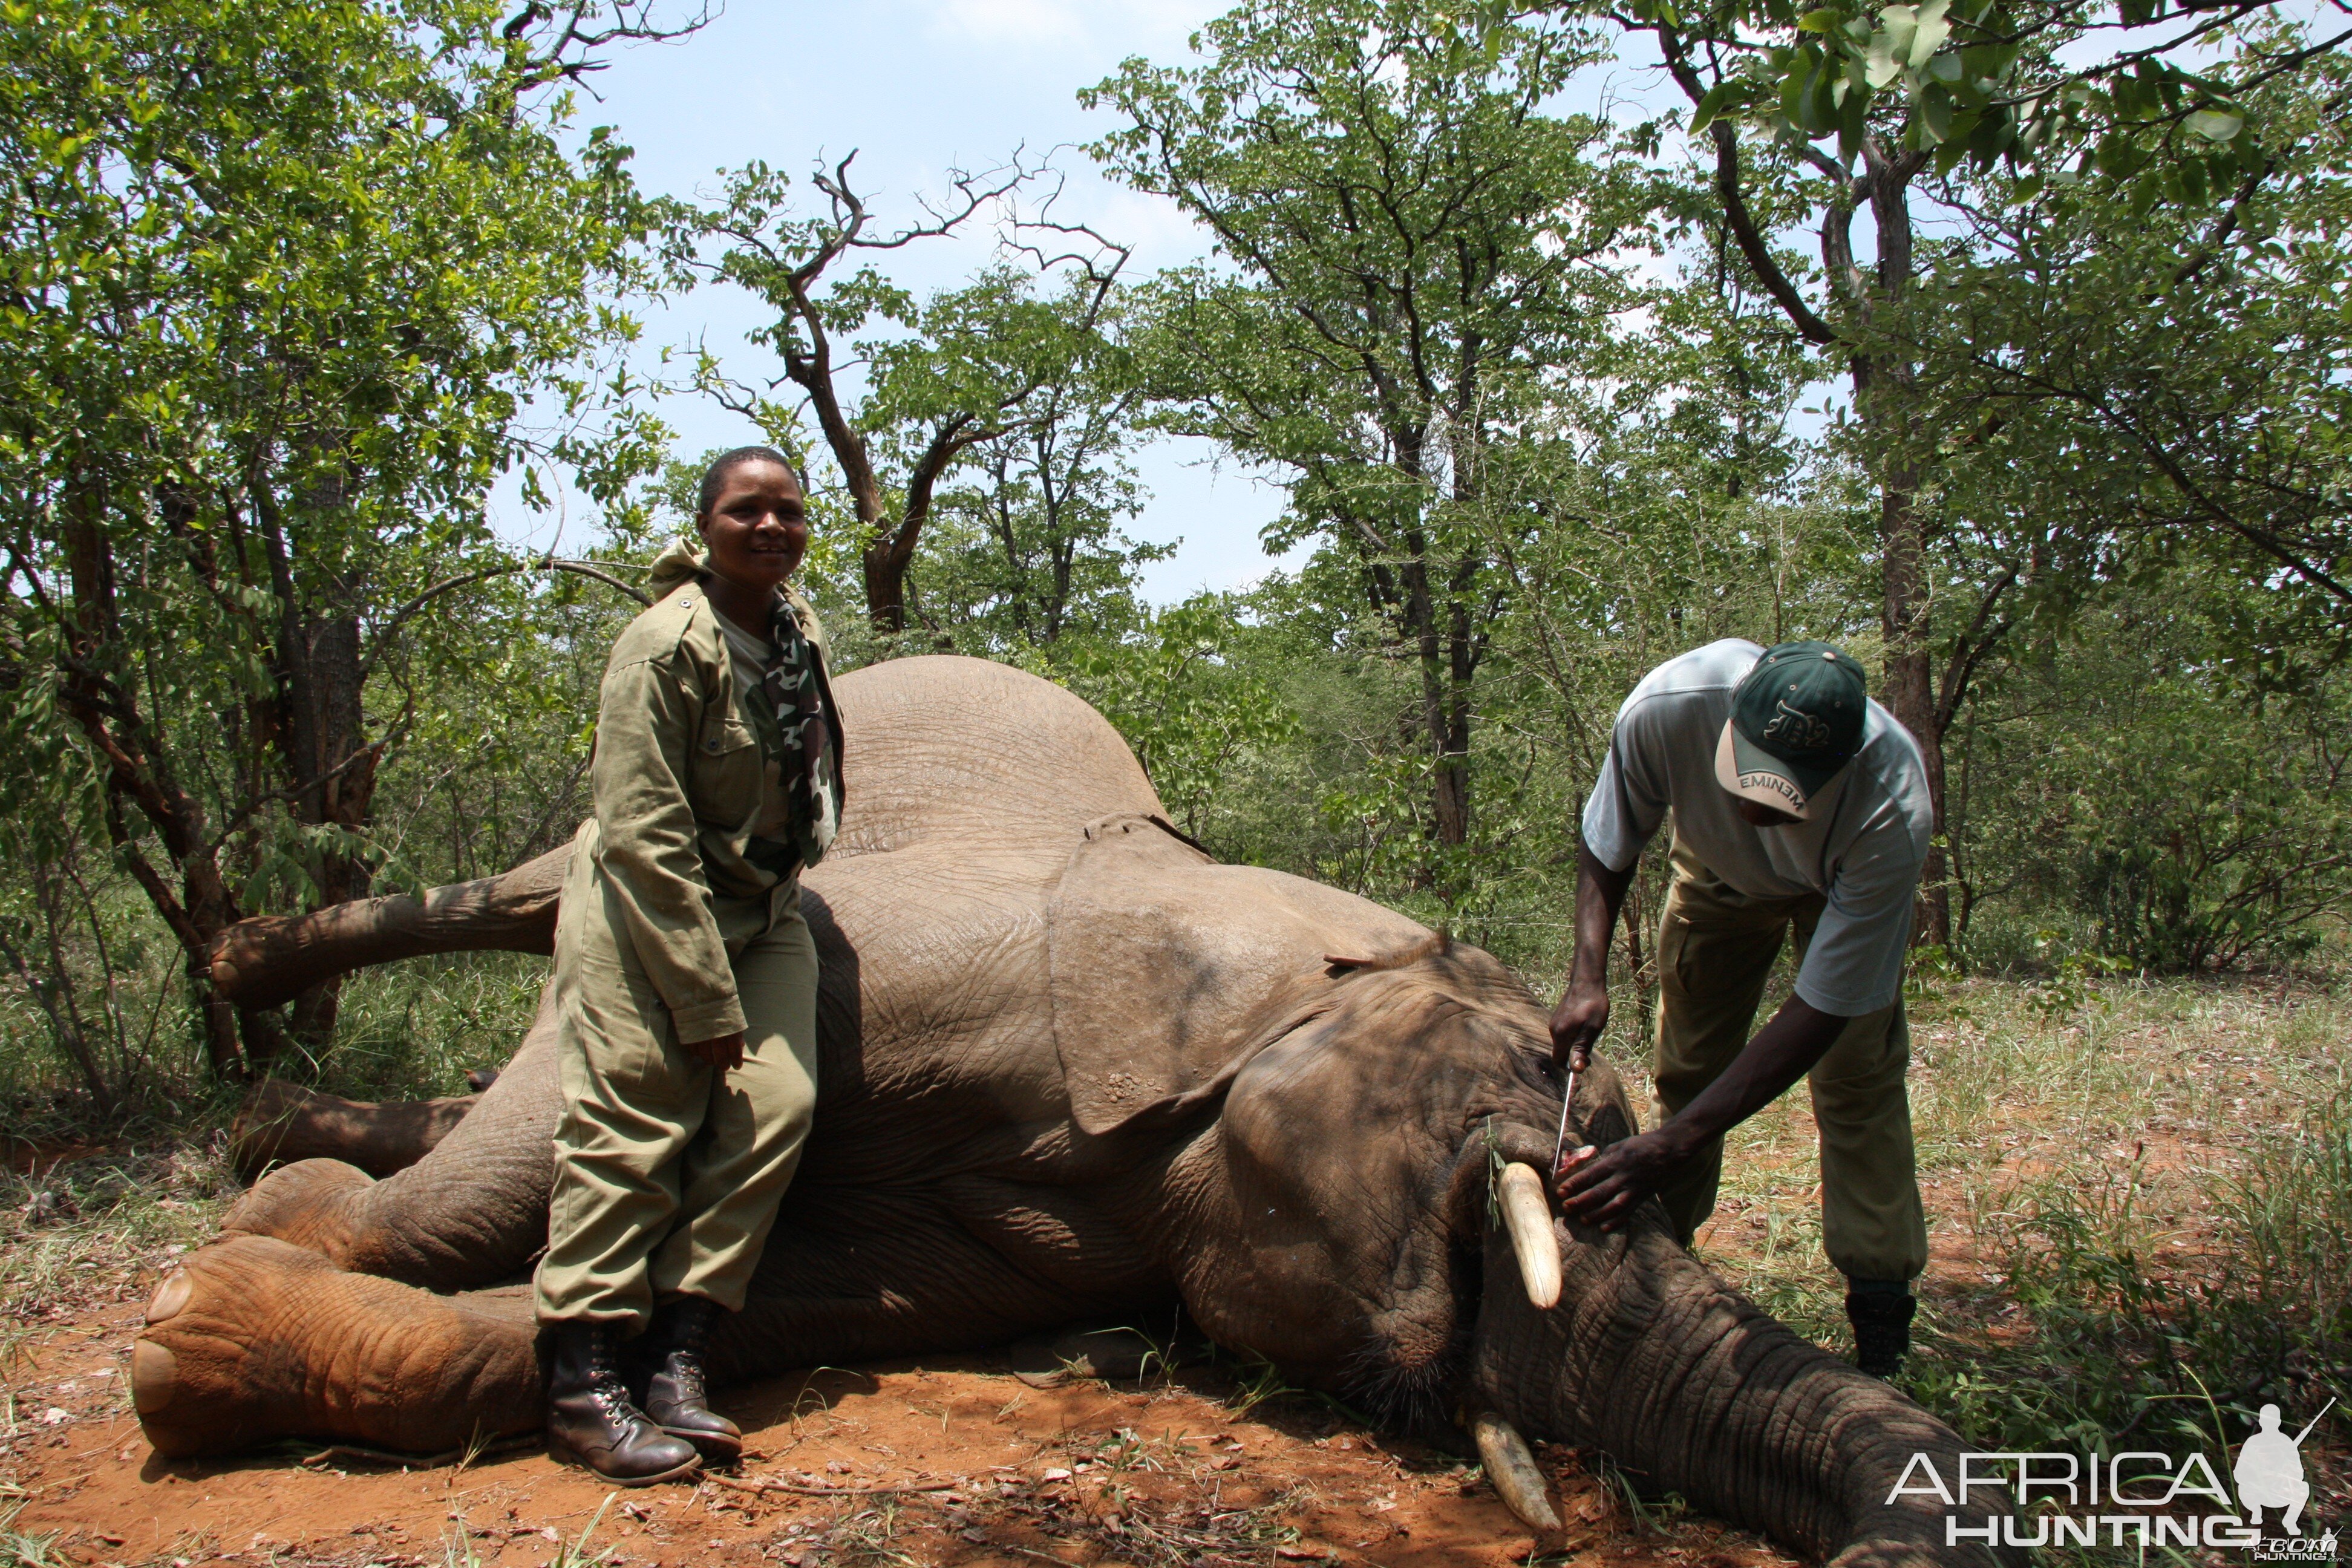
[{"left": 1551, "top": 639, "right": 1932, "bottom": 1376}]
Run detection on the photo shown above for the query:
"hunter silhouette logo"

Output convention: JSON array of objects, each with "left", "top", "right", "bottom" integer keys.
[
  {"left": 2238, "top": 1399, "right": 2331, "bottom": 1535},
  {"left": 1761, "top": 699, "right": 1832, "bottom": 751}
]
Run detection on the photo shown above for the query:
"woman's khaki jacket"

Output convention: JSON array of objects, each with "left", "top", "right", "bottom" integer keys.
[{"left": 576, "top": 539, "right": 846, "bottom": 1044}]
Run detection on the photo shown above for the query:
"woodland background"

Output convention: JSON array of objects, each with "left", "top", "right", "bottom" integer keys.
[{"left": 1, "top": 0, "right": 2347, "bottom": 1514}]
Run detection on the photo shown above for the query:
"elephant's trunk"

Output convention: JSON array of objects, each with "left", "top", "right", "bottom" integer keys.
[{"left": 1471, "top": 1222, "right": 2020, "bottom": 1568}]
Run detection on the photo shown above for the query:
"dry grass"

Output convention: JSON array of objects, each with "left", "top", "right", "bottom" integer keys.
[
  {"left": 1, "top": 1140, "right": 239, "bottom": 1348},
  {"left": 737, "top": 1429, "right": 1321, "bottom": 1568},
  {"left": 1653, "top": 971, "right": 2351, "bottom": 1555}
]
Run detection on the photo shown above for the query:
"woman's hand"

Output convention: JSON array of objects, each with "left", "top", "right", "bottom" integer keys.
[{"left": 683, "top": 1030, "right": 747, "bottom": 1073}]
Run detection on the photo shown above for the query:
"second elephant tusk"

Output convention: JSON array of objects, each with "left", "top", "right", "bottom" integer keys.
[
  {"left": 1498, "top": 1162, "right": 1563, "bottom": 1310},
  {"left": 1473, "top": 1411, "right": 1562, "bottom": 1532}
]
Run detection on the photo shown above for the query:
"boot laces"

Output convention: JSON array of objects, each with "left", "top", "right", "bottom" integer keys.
[
  {"left": 666, "top": 1350, "right": 708, "bottom": 1402},
  {"left": 578, "top": 1332, "right": 638, "bottom": 1416}
]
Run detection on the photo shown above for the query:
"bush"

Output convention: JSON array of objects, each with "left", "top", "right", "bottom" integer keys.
[
  {"left": 1910, "top": 1073, "right": 2352, "bottom": 1459},
  {"left": 1952, "top": 603, "right": 2352, "bottom": 973}
]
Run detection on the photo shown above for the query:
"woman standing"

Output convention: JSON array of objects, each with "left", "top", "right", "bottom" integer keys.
[{"left": 535, "top": 446, "right": 844, "bottom": 1483}]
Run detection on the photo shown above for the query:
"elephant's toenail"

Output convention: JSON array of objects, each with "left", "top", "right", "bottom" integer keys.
[
  {"left": 132, "top": 1339, "right": 179, "bottom": 1414},
  {"left": 146, "top": 1269, "right": 194, "bottom": 1324}
]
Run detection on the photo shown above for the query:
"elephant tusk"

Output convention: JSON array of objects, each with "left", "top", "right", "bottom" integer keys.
[
  {"left": 1473, "top": 1411, "right": 1561, "bottom": 1532},
  {"left": 1498, "top": 1162, "right": 1563, "bottom": 1310}
]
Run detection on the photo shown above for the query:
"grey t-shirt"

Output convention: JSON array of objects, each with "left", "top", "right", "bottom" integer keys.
[{"left": 1581, "top": 639, "right": 1932, "bottom": 1016}]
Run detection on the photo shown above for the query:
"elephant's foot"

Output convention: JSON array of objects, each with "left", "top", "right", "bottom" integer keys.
[
  {"left": 221, "top": 1156, "right": 374, "bottom": 1264},
  {"left": 135, "top": 1235, "right": 542, "bottom": 1459}
]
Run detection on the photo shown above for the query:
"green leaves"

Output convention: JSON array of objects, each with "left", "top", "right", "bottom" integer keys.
[
  {"left": 2187, "top": 108, "right": 2244, "bottom": 142},
  {"left": 1906, "top": 0, "right": 1952, "bottom": 67},
  {"left": 1618, "top": 0, "right": 2292, "bottom": 209},
  {"left": 0, "top": 0, "right": 675, "bottom": 1023},
  {"left": 1049, "top": 595, "right": 1303, "bottom": 839},
  {"left": 1687, "top": 77, "right": 1743, "bottom": 132},
  {"left": 1864, "top": 25, "right": 1904, "bottom": 90},
  {"left": 1086, "top": 0, "right": 1671, "bottom": 866}
]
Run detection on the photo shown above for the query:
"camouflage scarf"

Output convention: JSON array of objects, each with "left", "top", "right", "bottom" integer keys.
[{"left": 759, "top": 598, "right": 838, "bottom": 871}]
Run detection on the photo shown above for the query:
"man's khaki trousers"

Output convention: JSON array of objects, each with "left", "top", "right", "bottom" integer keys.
[
  {"left": 1649, "top": 838, "right": 1928, "bottom": 1284},
  {"left": 534, "top": 857, "right": 820, "bottom": 1328}
]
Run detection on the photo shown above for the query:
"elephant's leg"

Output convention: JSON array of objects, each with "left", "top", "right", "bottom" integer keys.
[
  {"left": 222, "top": 980, "right": 561, "bottom": 1290},
  {"left": 134, "top": 1235, "right": 541, "bottom": 1460},
  {"left": 230, "top": 1080, "right": 480, "bottom": 1181},
  {"left": 209, "top": 842, "right": 570, "bottom": 1010}
]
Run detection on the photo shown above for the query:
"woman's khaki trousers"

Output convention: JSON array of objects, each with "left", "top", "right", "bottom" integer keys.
[{"left": 534, "top": 858, "right": 819, "bottom": 1328}]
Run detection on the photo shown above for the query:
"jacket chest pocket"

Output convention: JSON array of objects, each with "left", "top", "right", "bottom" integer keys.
[{"left": 688, "top": 713, "right": 761, "bottom": 822}]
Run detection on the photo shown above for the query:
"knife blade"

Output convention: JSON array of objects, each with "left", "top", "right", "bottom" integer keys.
[{"left": 1551, "top": 1060, "right": 1579, "bottom": 1177}]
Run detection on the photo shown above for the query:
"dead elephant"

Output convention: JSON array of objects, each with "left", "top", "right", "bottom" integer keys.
[{"left": 138, "top": 655, "right": 2010, "bottom": 1567}]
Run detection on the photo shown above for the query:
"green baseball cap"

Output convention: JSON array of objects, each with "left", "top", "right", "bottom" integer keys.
[{"left": 1713, "top": 640, "right": 1867, "bottom": 820}]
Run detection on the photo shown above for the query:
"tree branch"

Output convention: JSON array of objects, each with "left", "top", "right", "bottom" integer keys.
[
  {"left": 1650, "top": 24, "right": 1840, "bottom": 346},
  {"left": 358, "top": 556, "right": 653, "bottom": 680}
]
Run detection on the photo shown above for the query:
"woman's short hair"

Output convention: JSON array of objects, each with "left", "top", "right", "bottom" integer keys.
[{"left": 696, "top": 445, "right": 802, "bottom": 523}]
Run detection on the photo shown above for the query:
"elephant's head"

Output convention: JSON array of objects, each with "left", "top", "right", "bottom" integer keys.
[{"left": 1160, "top": 938, "right": 2011, "bottom": 1568}]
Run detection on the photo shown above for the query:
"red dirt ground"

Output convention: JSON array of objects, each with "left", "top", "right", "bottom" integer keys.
[{"left": 7, "top": 1306, "right": 1798, "bottom": 1568}]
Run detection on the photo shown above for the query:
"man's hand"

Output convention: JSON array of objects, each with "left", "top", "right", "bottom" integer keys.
[
  {"left": 1555, "top": 1128, "right": 1695, "bottom": 1231},
  {"left": 682, "top": 1030, "right": 746, "bottom": 1073},
  {"left": 1547, "top": 978, "right": 1610, "bottom": 1071},
  {"left": 1557, "top": 995, "right": 1852, "bottom": 1232}
]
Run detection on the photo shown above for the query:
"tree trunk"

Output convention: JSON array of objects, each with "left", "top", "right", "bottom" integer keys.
[
  {"left": 1857, "top": 146, "right": 1951, "bottom": 949},
  {"left": 861, "top": 537, "right": 910, "bottom": 635},
  {"left": 282, "top": 611, "right": 381, "bottom": 1046},
  {"left": 260, "top": 468, "right": 385, "bottom": 1047},
  {"left": 1400, "top": 550, "right": 1469, "bottom": 849},
  {"left": 1440, "top": 591, "right": 1477, "bottom": 851},
  {"left": 55, "top": 470, "right": 255, "bottom": 1079},
  {"left": 1877, "top": 449, "right": 1950, "bottom": 947}
]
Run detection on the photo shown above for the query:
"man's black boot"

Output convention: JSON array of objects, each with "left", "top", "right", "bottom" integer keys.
[
  {"left": 545, "top": 1321, "right": 701, "bottom": 1485},
  {"left": 637, "top": 1295, "right": 742, "bottom": 1464},
  {"left": 1846, "top": 1281, "right": 1916, "bottom": 1379}
]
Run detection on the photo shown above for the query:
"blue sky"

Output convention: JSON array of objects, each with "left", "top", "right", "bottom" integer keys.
[{"left": 495, "top": 0, "right": 1305, "bottom": 603}]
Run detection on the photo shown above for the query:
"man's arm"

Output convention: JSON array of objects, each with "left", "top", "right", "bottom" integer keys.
[
  {"left": 1555, "top": 995, "right": 1848, "bottom": 1229},
  {"left": 1547, "top": 842, "right": 1635, "bottom": 1069}
]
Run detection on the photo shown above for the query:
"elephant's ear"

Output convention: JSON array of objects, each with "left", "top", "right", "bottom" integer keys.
[{"left": 1047, "top": 813, "right": 1429, "bottom": 1135}]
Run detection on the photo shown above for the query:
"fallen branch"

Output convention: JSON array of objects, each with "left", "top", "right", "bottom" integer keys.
[
  {"left": 298, "top": 1434, "right": 538, "bottom": 1470},
  {"left": 703, "top": 1470, "right": 965, "bottom": 1498}
]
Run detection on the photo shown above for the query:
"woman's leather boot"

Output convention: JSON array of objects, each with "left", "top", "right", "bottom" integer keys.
[
  {"left": 637, "top": 1294, "right": 742, "bottom": 1463},
  {"left": 544, "top": 1321, "right": 701, "bottom": 1484}
]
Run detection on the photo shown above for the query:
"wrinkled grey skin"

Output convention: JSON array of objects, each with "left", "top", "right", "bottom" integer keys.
[{"left": 134, "top": 657, "right": 2011, "bottom": 1568}]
